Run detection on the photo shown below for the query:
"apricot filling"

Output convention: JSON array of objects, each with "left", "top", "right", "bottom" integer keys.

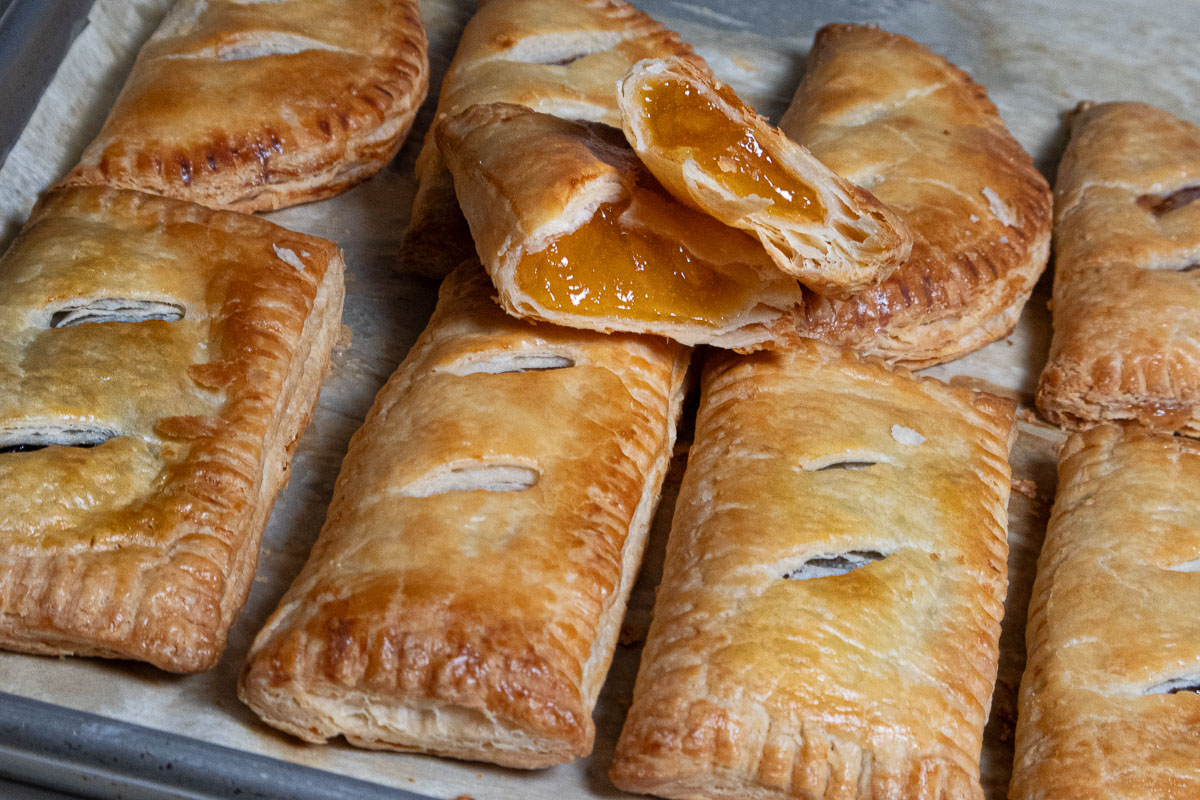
[
  {"left": 516, "top": 187, "right": 771, "bottom": 325},
  {"left": 636, "top": 77, "right": 824, "bottom": 221}
]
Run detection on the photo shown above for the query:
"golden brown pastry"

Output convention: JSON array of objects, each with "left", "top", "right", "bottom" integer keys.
[
  {"left": 239, "top": 264, "right": 689, "bottom": 767},
  {"left": 436, "top": 102, "right": 805, "bottom": 350},
  {"left": 400, "top": 0, "right": 696, "bottom": 278},
  {"left": 780, "top": 23, "right": 1052, "bottom": 367},
  {"left": 0, "top": 186, "right": 345, "bottom": 673},
  {"left": 1037, "top": 102, "right": 1200, "bottom": 437},
  {"left": 618, "top": 56, "right": 912, "bottom": 298},
  {"left": 611, "top": 341, "right": 1015, "bottom": 799},
  {"left": 1010, "top": 424, "right": 1200, "bottom": 800},
  {"left": 64, "top": 0, "right": 428, "bottom": 212}
]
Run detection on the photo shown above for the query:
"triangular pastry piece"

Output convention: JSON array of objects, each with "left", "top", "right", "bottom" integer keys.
[
  {"left": 64, "top": 0, "right": 428, "bottom": 212},
  {"left": 436, "top": 102, "right": 804, "bottom": 350},
  {"left": 1037, "top": 101, "right": 1200, "bottom": 437},
  {"left": 400, "top": 0, "right": 696, "bottom": 278},
  {"left": 780, "top": 23, "right": 1052, "bottom": 367},
  {"left": 618, "top": 56, "right": 912, "bottom": 298}
]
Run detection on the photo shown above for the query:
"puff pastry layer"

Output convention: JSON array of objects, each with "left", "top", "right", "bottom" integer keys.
[
  {"left": 611, "top": 341, "right": 1015, "bottom": 799},
  {"left": 780, "top": 23, "right": 1052, "bottom": 367},
  {"left": 437, "top": 102, "right": 804, "bottom": 350},
  {"left": 65, "top": 0, "right": 428, "bottom": 212},
  {"left": 0, "top": 186, "right": 345, "bottom": 673},
  {"left": 1037, "top": 102, "right": 1200, "bottom": 437},
  {"left": 1011, "top": 424, "right": 1200, "bottom": 799},
  {"left": 240, "top": 264, "right": 689, "bottom": 767},
  {"left": 400, "top": 0, "right": 696, "bottom": 277},
  {"left": 618, "top": 56, "right": 912, "bottom": 298}
]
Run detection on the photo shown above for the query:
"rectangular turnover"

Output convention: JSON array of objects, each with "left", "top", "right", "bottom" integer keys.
[
  {"left": 240, "top": 264, "right": 689, "bottom": 768},
  {"left": 611, "top": 341, "right": 1016, "bottom": 799}
]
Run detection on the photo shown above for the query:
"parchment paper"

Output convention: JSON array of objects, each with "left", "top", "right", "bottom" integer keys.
[{"left": 1, "top": 0, "right": 1198, "bottom": 798}]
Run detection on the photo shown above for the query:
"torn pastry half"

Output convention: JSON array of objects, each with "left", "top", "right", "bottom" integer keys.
[
  {"left": 400, "top": 0, "right": 699, "bottom": 278},
  {"left": 436, "top": 102, "right": 805, "bottom": 350},
  {"left": 1010, "top": 424, "right": 1200, "bottom": 800},
  {"left": 63, "top": 0, "right": 428, "bottom": 212},
  {"left": 780, "top": 23, "right": 1052, "bottom": 367},
  {"left": 0, "top": 186, "right": 345, "bottom": 673},
  {"left": 610, "top": 340, "right": 1015, "bottom": 800},
  {"left": 617, "top": 56, "right": 912, "bottom": 298},
  {"left": 239, "top": 264, "right": 689, "bottom": 768},
  {"left": 1037, "top": 101, "right": 1200, "bottom": 437}
]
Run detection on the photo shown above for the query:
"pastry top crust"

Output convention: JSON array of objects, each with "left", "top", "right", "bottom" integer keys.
[
  {"left": 0, "top": 186, "right": 341, "bottom": 672},
  {"left": 241, "top": 265, "right": 688, "bottom": 766},
  {"left": 445, "top": 0, "right": 680, "bottom": 112},
  {"left": 611, "top": 340, "right": 1015, "bottom": 800},
  {"left": 780, "top": 23, "right": 1052, "bottom": 367},
  {"left": 1011, "top": 424, "right": 1200, "bottom": 799},
  {"left": 401, "top": 0, "right": 695, "bottom": 278},
  {"left": 618, "top": 56, "right": 912, "bottom": 298},
  {"left": 65, "top": 0, "right": 428, "bottom": 212},
  {"left": 436, "top": 101, "right": 804, "bottom": 350},
  {"left": 1037, "top": 102, "right": 1200, "bottom": 436}
]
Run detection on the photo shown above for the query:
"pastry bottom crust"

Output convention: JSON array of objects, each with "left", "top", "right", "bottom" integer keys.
[
  {"left": 243, "top": 689, "right": 576, "bottom": 769},
  {"left": 65, "top": 109, "right": 419, "bottom": 214},
  {"left": 1037, "top": 383, "right": 1200, "bottom": 438},
  {"left": 398, "top": 149, "right": 476, "bottom": 279},
  {"left": 830, "top": 233, "right": 1050, "bottom": 369}
]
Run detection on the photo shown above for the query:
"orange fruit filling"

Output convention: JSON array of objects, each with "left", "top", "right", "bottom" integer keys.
[
  {"left": 636, "top": 77, "right": 824, "bottom": 221},
  {"left": 517, "top": 186, "right": 769, "bottom": 325}
]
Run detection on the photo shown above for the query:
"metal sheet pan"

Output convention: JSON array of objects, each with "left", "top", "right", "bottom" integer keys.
[
  {"left": 0, "top": 0, "right": 1197, "bottom": 798},
  {"left": 0, "top": 0, "right": 95, "bottom": 170}
]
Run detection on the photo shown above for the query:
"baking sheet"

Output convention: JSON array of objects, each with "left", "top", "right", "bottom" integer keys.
[{"left": 0, "top": 0, "right": 1198, "bottom": 798}]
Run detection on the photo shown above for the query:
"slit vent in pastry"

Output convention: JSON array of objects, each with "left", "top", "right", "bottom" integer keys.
[
  {"left": 610, "top": 340, "right": 1015, "bottom": 800},
  {"left": 1169, "top": 557, "right": 1200, "bottom": 573},
  {"left": 47, "top": 298, "right": 186, "bottom": 328},
  {"left": 396, "top": 460, "right": 540, "bottom": 497},
  {"left": 781, "top": 549, "right": 889, "bottom": 580},
  {"left": 399, "top": 0, "right": 698, "bottom": 278},
  {"left": 1145, "top": 676, "right": 1200, "bottom": 696},
  {"left": 164, "top": 32, "right": 356, "bottom": 62},
  {"left": 797, "top": 451, "right": 891, "bottom": 471},
  {"left": 436, "top": 102, "right": 803, "bottom": 350},
  {"left": 811, "top": 460, "right": 877, "bottom": 471},
  {"left": 239, "top": 264, "right": 689, "bottom": 768},
  {"left": 0, "top": 186, "right": 345, "bottom": 673},
  {"left": 436, "top": 351, "right": 576, "bottom": 375},
  {"left": 63, "top": 0, "right": 429, "bottom": 212},
  {"left": 0, "top": 424, "right": 119, "bottom": 452},
  {"left": 1037, "top": 102, "right": 1200, "bottom": 437},
  {"left": 1138, "top": 184, "right": 1200, "bottom": 216},
  {"left": 617, "top": 56, "right": 912, "bottom": 298},
  {"left": 1010, "top": 425, "right": 1200, "bottom": 799},
  {"left": 779, "top": 23, "right": 1052, "bottom": 367}
]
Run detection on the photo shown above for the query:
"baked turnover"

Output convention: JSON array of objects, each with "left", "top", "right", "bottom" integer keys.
[
  {"left": 240, "top": 264, "right": 689, "bottom": 767},
  {"left": 1011, "top": 424, "right": 1200, "bottom": 799},
  {"left": 0, "top": 186, "right": 345, "bottom": 673},
  {"left": 65, "top": 0, "right": 429, "bottom": 212},
  {"left": 618, "top": 56, "right": 912, "bottom": 298},
  {"left": 611, "top": 341, "right": 1015, "bottom": 799},
  {"left": 780, "top": 23, "right": 1052, "bottom": 367},
  {"left": 436, "top": 102, "right": 805, "bottom": 350},
  {"left": 400, "top": 0, "right": 697, "bottom": 278},
  {"left": 1037, "top": 102, "right": 1200, "bottom": 437}
]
